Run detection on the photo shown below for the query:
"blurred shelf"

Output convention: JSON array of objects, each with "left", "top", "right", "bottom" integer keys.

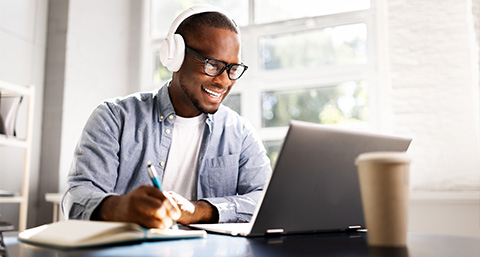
[
  {"left": 0, "top": 196, "right": 25, "bottom": 203},
  {"left": 0, "top": 80, "right": 35, "bottom": 232},
  {"left": 0, "top": 135, "right": 28, "bottom": 148},
  {"left": 0, "top": 80, "right": 33, "bottom": 96}
]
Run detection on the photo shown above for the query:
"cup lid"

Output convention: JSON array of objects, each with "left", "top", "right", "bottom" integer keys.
[{"left": 355, "top": 151, "right": 411, "bottom": 165}]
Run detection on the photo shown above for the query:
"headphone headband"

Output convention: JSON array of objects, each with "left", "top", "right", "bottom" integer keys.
[
  {"left": 159, "top": 5, "right": 234, "bottom": 72},
  {"left": 167, "top": 5, "right": 232, "bottom": 38}
]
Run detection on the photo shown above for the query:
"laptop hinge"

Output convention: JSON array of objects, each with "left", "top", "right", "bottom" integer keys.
[
  {"left": 265, "top": 228, "right": 284, "bottom": 235},
  {"left": 347, "top": 225, "right": 362, "bottom": 231}
]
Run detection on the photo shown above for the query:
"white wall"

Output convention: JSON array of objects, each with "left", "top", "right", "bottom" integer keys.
[
  {"left": 57, "top": 0, "right": 144, "bottom": 193},
  {"left": 0, "top": 0, "right": 48, "bottom": 228},
  {"left": 386, "top": 0, "right": 480, "bottom": 191},
  {"left": 409, "top": 192, "right": 479, "bottom": 238},
  {"left": 383, "top": 0, "right": 480, "bottom": 237}
]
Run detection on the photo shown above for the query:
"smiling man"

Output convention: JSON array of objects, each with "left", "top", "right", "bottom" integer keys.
[{"left": 62, "top": 6, "right": 272, "bottom": 229}]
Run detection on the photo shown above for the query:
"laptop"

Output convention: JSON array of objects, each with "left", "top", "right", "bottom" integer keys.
[{"left": 190, "top": 120, "right": 412, "bottom": 237}]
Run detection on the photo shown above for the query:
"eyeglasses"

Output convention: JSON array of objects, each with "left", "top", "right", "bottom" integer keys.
[{"left": 185, "top": 46, "right": 248, "bottom": 80}]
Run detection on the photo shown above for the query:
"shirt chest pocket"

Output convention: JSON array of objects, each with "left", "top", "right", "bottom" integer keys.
[{"left": 204, "top": 154, "right": 239, "bottom": 196}]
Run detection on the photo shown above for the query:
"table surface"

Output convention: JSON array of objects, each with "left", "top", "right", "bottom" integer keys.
[{"left": 3, "top": 231, "right": 479, "bottom": 257}]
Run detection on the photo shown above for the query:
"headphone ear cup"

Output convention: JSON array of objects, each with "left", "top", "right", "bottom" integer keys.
[
  {"left": 159, "top": 34, "right": 185, "bottom": 72},
  {"left": 168, "top": 34, "right": 185, "bottom": 72},
  {"left": 159, "top": 37, "right": 171, "bottom": 69}
]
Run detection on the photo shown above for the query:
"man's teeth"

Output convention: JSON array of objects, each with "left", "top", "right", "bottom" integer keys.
[{"left": 203, "top": 87, "right": 224, "bottom": 98}]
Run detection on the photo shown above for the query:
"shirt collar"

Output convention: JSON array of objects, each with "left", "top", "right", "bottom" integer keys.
[{"left": 156, "top": 81, "right": 176, "bottom": 122}]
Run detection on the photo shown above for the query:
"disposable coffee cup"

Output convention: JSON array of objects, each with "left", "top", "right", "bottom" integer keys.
[{"left": 355, "top": 151, "right": 411, "bottom": 247}]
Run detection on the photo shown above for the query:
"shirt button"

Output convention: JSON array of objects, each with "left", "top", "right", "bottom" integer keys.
[
  {"left": 160, "top": 161, "right": 165, "bottom": 167},
  {"left": 169, "top": 115, "right": 174, "bottom": 120},
  {"left": 160, "top": 116, "right": 164, "bottom": 120},
  {"left": 165, "top": 129, "right": 171, "bottom": 134}
]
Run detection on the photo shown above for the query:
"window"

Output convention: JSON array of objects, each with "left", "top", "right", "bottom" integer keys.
[
  {"left": 259, "top": 23, "right": 368, "bottom": 70},
  {"left": 254, "top": 0, "right": 370, "bottom": 24},
  {"left": 149, "top": 0, "right": 376, "bottom": 166},
  {"left": 262, "top": 80, "right": 369, "bottom": 127}
]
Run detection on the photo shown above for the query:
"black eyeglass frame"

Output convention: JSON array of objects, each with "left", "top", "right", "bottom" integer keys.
[{"left": 185, "top": 46, "right": 248, "bottom": 80}]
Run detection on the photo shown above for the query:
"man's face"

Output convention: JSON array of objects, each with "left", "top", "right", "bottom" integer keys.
[{"left": 169, "top": 27, "right": 241, "bottom": 117}]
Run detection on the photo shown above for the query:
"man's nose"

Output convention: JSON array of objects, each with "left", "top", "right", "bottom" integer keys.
[{"left": 212, "top": 68, "right": 232, "bottom": 87}]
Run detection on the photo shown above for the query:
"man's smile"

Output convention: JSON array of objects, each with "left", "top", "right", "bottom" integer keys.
[{"left": 202, "top": 86, "right": 227, "bottom": 99}]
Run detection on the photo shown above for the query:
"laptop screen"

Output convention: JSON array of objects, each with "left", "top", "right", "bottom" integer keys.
[
  {"left": 248, "top": 120, "right": 412, "bottom": 236},
  {"left": 191, "top": 120, "right": 412, "bottom": 237}
]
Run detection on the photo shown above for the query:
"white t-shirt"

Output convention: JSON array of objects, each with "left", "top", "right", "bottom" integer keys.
[{"left": 162, "top": 114, "right": 206, "bottom": 200}]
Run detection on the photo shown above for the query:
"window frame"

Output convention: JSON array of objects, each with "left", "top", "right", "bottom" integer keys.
[{"left": 235, "top": 2, "right": 378, "bottom": 141}]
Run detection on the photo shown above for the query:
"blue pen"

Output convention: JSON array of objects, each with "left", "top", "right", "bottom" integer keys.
[
  {"left": 147, "top": 161, "right": 163, "bottom": 190},
  {"left": 146, "top": 161, "right": 179, "bottom": 229}
]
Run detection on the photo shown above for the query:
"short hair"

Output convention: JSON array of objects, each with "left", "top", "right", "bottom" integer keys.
[{"left": 176, "top": 12, "right": 239, "bottom": 46}]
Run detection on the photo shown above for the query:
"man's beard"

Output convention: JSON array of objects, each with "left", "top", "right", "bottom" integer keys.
[{"left": 179, "top": 81, "right": 220, "bottom": 115}]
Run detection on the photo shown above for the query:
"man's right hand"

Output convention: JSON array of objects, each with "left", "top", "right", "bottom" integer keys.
[{"left": 92, "top": 185, "right": 181, "bottom": 229}]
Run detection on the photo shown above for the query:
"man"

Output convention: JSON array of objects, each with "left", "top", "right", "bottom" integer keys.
[{"left": 62, "top": 6, "right": 271, "bottom": 229}]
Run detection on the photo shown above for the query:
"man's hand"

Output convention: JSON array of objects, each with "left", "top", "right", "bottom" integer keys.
[
  {"left": 92, "top": 185, "right": 181, "bottom": 229},
  {"left": 167, "top": 191, "right": 219, "bottom": 225}
]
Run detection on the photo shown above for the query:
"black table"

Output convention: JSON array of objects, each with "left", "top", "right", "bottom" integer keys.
[{"left": 3, "top": 231, "right": 479, "bottom": 257}]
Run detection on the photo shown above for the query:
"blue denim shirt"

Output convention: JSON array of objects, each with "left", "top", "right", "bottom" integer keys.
[{"left": 62, "top": 83, "right": 272, "bottom": 223}]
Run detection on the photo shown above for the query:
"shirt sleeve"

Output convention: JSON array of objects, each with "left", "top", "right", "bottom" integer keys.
[
  {"left": 201, "top": 121, "right": 272, "bottom": 223},
  {"left": 62, "top": 102, "right": 121, "bottom": 220}
]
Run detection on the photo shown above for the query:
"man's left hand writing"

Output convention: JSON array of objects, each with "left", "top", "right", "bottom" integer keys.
[{"left": 167, "top": 191, "right": 219, "bottom": 225}]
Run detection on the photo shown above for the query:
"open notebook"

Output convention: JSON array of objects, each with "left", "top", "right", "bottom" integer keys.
[
  {"left": 18, "top": 220, "right": 206, "bottom": 249},
  {"left": 190, "top": 120, "right": 412, "bottom": 237}
]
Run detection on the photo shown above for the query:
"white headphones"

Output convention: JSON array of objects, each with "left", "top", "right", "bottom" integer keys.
[{"left": 159, "top": 5, "right": 234, "bottom": 72}]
